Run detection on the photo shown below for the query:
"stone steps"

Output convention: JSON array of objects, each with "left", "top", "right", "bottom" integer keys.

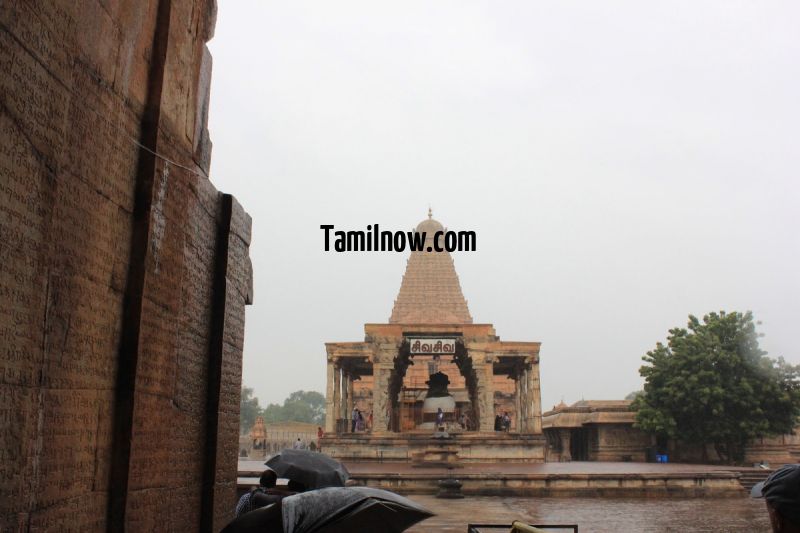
[{"left": 736, "top": 469, "right": 772, "bottom": 491}]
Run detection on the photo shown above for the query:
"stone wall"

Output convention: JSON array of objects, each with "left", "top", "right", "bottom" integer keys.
[
  {"left": 1, "top": 1, "right": 252, "bottom": 530},
  {"left": 670, "top": 432, "right": 800, "bottom": 465},
  {"left": 590, "top": 424, "right": 651, "bottom": 462}
]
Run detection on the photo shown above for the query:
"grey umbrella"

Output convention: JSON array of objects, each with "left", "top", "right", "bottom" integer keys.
[
  {"left": 283, "top": 487, "right": 434, "bottom": 533},
  {"left": 265, "top": 449, "right": 350, "bottom": 490}
]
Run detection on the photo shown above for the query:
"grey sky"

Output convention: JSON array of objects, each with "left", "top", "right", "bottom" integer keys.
[{"left": 207, "top": 2, "right": 800, "bottom": 411}]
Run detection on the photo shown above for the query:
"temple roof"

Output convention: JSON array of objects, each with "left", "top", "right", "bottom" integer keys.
[
  {"left": 389, "top": 211, "right": 473, "bottom": 324},
  {"left": 542, "top": 399, "right": 637, "bottom": 428}
]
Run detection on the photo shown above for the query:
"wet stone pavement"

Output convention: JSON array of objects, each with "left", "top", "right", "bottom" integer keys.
[{"left": 405, "top": 495, "right": 771, "bottom": 532}]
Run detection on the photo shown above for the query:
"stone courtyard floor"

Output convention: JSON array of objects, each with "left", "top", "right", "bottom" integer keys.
[{"left": 404, "top": 494, "right": 770, "bottom": 532}]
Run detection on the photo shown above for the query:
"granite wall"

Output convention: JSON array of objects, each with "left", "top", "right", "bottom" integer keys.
[{"left": 0, "top": 0, "right": 253, "bottom": 530}]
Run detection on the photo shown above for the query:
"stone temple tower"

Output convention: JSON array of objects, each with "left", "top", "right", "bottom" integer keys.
[{"left": 389, "top": 210, "right": 473, "bottom": 325}]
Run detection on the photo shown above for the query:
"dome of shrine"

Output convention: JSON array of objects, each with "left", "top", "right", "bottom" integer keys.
[{"left": 415, "top": 208, "right": 444, "bottom": 234}]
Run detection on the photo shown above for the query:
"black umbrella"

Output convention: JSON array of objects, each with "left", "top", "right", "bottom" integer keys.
[
  {"left": 221, "top": 487, "right": 434, "bottom": 533},
  {"left": 283, "top": 487, "right": 434, "bottom": 533},
  {"left": 265, "top": 449, "right": 350, "bottom": 490}
]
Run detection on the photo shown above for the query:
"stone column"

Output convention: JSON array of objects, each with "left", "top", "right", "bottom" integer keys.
[
  {"left": 340, "top": 370, "right": 349, "bottom": 424},
  {"left": 346, "top": 373, "right": 354, "bottom": 423},
  {"left": 372, "top": 363, "right": 392, "bottom": 434},
  {"left": 560, "top": 429, "right": 572, "bottom": 461},
  {"left": 514, "top": 371, "right": 521, "bottom": 433},
  {"left": 519, "top": 366, "right": 529, "bottom": 433},
  {"left": 333, "top": 361, "right": 341, "bottom": 434},
  {"left": 529, "top": 360, "right": 542, "bottom": 434},
  {"left": 325, "top": 357, "right": 336, "bottom": 433},
  {"left": 475, "top": 357, "right": 495, "bottom": 432}
]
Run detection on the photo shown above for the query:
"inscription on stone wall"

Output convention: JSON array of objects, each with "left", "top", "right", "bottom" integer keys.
[{"left": 0, "top": 1, "right": 252, "bottom": 530}]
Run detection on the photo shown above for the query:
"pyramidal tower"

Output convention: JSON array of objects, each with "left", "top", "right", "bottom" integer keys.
[{"left": 389, "top": 210, "right": 473, "bottom": 324}]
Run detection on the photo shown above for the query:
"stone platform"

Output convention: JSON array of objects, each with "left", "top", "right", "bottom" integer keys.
[
  {"left": 319, "top": 432, "right": 546, "bottom": 464},
  {"left": 238, "top": 460, "right": 754, "bottom": 498}
]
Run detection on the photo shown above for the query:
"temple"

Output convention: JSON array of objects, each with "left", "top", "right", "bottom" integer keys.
[{"left": 322, "top": 212, "right": 545, "bottom": 463}]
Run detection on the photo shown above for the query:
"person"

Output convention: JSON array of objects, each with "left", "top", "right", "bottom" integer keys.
[
  {"left": 286, "top": 480, "right": 307, "bottom": 493},
  {"left": 435, "top": 407, "right": 444, "bottom": 428},
  {"left": 235, "top": 470, "right": 282, "bottom": 517},
  {"left": 459, "top": 413, "right": 467, "bottom": 430},
  {"left": 503, "top": 411, "right": 511, "bottom": 432},
  {"left": 356, "top": 410, "right": 365, "bottom": 431},
  {"left": 752, "top": 464, "right": 800, "bottom": 532},
  {"left": 351, "top": 406, "right": 359, "bottom": 433},
  {"left": 292, "top": 437, "right": 304, "bottom": 450},
  {"left": 494, "top": 414, "right": 502, "bottom": 431},
  {"left": 317, "top": 426, "right": 324, "bottom": 451}
]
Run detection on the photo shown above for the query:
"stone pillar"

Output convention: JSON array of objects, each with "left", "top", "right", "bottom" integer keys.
[
  {"left": 529, "top": 360, "right": 542, "bottom": 434},
  {"left": 346, "top": 373, "right": 354, "bottom": 424},
  {"left": 519, "top": 366, "right": 529, "bottom": 433},
  {"left": 514, "top": 371, "right": 521, "bottom": 433},
  {"left": 325, "top": 357, "right": 336, "bottom": 433},
  {"left": 560, "top": 429, "right": 572, "bottom": 462},
  {"left": 372, "top": 363, "right": 392, "bottom": 434},
  {"left": 333, "top": 361, "right": 341, "bottom": 433},
  {"left": 475, "top": 357, "right": 495, "bottom": 432},
  {"left": 340, "top": 370, "right": 349, "bottom": 424}
]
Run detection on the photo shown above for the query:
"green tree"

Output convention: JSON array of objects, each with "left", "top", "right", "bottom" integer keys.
[
  {"left": 633, "top": 311, "right": 800, "bottom": 464},
  {"left": 262, "top": 390, "right": 326, "bottom": 426},
  {"left": 240, "top": 386, "right": 262, "bottom": 434}
]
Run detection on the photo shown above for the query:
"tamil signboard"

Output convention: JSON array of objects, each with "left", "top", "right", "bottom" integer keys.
[{"left": 409, "top": 338, "right": 457, "bottom": 355}]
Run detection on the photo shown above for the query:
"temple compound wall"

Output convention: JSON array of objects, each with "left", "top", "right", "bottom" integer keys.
[{"left": 1, "top": 1, "right": 252, "bottom": 530}]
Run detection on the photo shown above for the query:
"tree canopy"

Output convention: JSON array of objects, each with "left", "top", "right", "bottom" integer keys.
[
  {"left": 240, "top": 386, "right": 262, "bottom": 434},
  {"left": 633, "top": 311, "right": 800, "bottom": 463},
  {"left": 240, "top": 388, "right": 326, "bottom": 433},
  {"left": 262, "top": 390, "right": 326, "bottom": 426}
]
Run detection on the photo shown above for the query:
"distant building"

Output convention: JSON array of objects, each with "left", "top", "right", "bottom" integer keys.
[
  {"left": 239, "top": 421, "right": 319, "bottom": 459},
  {"left": 543, "top": 400, "right": 800, "bottom": 464},
  {"left": 543, "top": 400, "right": 651, "bottom": 462}
]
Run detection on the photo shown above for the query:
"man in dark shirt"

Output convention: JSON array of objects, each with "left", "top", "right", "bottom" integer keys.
[{"left": 235, "top": 470, "right": 298, "bottom": 518}]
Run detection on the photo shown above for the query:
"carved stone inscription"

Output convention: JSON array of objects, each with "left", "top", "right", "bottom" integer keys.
[{"left": 0, "top": 1, "right": 253, "bottom": 530}]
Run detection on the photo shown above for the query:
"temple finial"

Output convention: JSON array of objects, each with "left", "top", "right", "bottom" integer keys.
[{"left": 428, "top": 206, "right": 433, "bottom": 219}]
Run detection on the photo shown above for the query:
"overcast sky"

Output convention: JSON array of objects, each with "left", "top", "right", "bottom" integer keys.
[{"left": 207, "top": 2, "right": 800, "bottom": 411}]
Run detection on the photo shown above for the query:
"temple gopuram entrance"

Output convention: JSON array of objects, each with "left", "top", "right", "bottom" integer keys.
[{"left": 321, "top": 212, "right": 546, "bottom": 464}]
